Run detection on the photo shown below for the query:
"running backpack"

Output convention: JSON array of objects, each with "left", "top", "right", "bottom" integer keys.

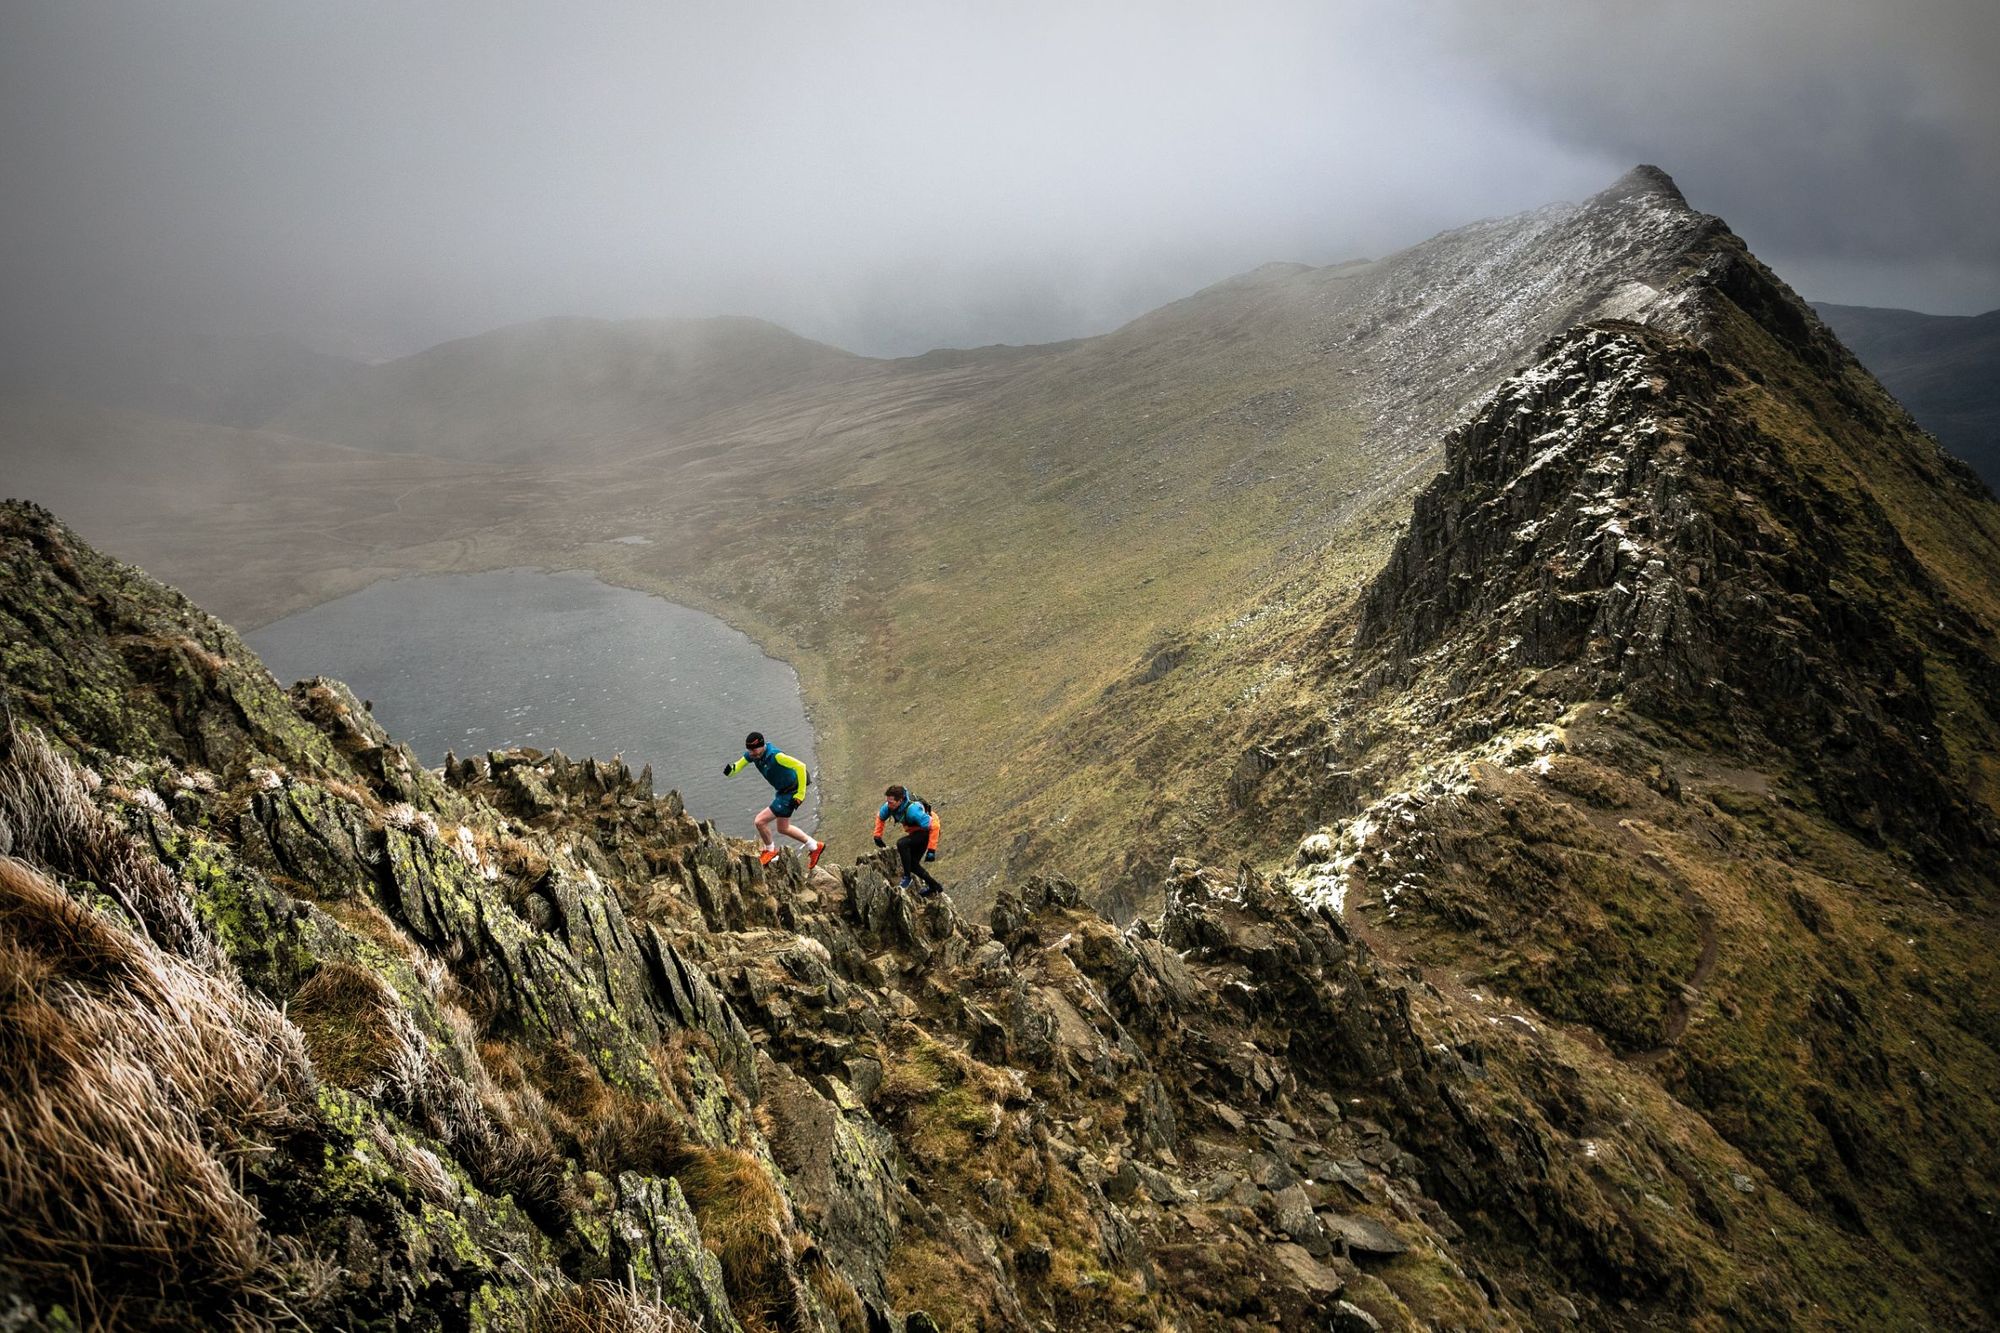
[{"left": 903, "top": 794, "right": 940, "bottom": 847}]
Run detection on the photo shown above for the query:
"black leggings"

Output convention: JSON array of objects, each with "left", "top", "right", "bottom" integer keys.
[{"left": 897, "top": 830, "right": 942, "bottom": 892}]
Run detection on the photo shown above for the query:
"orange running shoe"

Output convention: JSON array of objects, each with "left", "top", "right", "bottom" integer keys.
[
  {"left": 758, "top": 847, "right": 780, "bottom": 866},
  {"left": 808, "top": 840, "right": 826, "bottom": 870}
]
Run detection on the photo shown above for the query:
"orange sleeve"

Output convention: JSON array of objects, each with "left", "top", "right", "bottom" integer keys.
[
  {"left": 873, "top": 814, "right": 886, "bottom": 840},
  {"left": 927, "top": 816, "right": 940, "bottom": 852}
]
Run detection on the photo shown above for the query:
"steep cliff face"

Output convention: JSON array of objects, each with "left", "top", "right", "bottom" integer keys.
[
  {"left": 1283, "top": 240, "right": 2000, "bottom": 1320},
  {"left": 1352, "top": 319, "right": 1993, "bottom": 865},
  {"left": 985, "top": 170, "right": 2000, "bottom": 1324},
  {"left": 1005, "top": 167, "right": 2000, "bottom": 901}
]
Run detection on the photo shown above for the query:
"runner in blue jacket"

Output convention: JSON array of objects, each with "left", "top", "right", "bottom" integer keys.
[
  {"left": 724, "top": 731, "right": 824, "bottom": 868},
  {"left": 873, "top": 784, "right": 943, "bottom": 896}
]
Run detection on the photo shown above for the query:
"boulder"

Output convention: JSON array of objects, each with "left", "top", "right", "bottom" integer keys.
[
  {"left": 1330, "top": 1299, "right": 1382, "bottom": 1332},
  {"left": 1324, "top": 1212, "right": 1409, "bottom": 1259}
]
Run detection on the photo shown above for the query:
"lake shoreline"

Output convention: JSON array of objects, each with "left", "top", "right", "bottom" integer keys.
[{"left": 246, "top": 566, "right": 820, "bottom": 837}]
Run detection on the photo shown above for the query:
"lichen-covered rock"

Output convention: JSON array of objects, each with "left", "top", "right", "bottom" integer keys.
[{"left": 608, "top": 1173, "right": 742, "bottom": 1333}]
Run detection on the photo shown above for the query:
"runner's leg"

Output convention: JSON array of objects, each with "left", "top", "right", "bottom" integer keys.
[{"left": 898, "top": 831, "right": 943, "bottom": 894}]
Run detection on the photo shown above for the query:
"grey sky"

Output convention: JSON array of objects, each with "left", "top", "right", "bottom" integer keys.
[{"left": 1, "top": 1, "right": 1994, "bottom": 361}]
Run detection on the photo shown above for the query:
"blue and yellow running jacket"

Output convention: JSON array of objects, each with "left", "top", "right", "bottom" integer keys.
[{"left": 726, "top": 745, "right": 809, "bottom": 798}]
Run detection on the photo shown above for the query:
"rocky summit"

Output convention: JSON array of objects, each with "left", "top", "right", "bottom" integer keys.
[{"left": 4, "top": 167, "right": 2000, "bottom": 1331}]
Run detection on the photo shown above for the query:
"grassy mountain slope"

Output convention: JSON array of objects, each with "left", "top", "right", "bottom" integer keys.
[
  {"left": 6, "top": 169, "right": 1989, "bottom": 915},
  {"left": 388, "top": 167, "right": 1743, "bottom": 882},
  {"left": 1274, "top": 258, "right": 2000, "bottom": 1314},
  {"left": 1813, "top": 302, "right": 2000, "bottom": 490},
  {"left": 944, "top": 195, "right": 2000, "bottom": 1317}
]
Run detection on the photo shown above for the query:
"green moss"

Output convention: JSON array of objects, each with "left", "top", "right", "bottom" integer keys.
[
  {"left": 569, "top": 1167, "right": 614, "bottom": 1258},
  {"left": 677, "top": 1048, "right": 742, "bottom": 1146},
  {"left": 317, "top": 1085, "right": 369, "bottom": 1137},
  {"left": 422, "top": 1200, "right": 485, "bottom": 1267},
  {"left": 1376, "top": 1240, "right": 1488, "bottom": 1320},
  {"left": 170, "top": 829, "right": 320, "bottom": 996},
  {"left": 468, "top": 1283, "right": 529, "bottom": 1333}
]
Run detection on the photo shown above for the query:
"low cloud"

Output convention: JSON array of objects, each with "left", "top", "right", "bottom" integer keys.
[{"left": 0, "top": 1, "right": 1991, "bottom": 364}]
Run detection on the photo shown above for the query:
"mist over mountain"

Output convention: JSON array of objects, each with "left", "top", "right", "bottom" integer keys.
[
  {"left": 269, "top": 316, "right": 870, "bottom": 461},
  {"left": 4, "top": 3, "right": 1996, "bottom": 365},
  {"left": 0, "top": 323, "right": 362, "bottom": 429}
]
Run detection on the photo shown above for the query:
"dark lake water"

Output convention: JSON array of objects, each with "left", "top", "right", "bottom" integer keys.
[{"left": 247, "top": 568, "right": 816, "bottom": 835}]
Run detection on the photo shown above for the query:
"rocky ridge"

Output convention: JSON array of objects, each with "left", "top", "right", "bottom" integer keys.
[
  {"left": 1351, "top": 318, "right": 1992, "bottom": 864},
  {"left": 0, "top": 506, "right": 1575, "bottom": 1328},
  {"left": 1276, "top": 261, "right": 2000, "bottom": 1317},
  {"left": 978, "top": 168, "right": 2000, "bottom": 1323},
  {"left": 6, "top": 481, "right": 1976, "bottom": 1331}
]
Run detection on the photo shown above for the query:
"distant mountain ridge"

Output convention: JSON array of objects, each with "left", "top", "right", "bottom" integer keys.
[
  {"left": 1814, "top": 301, "right": 2000, "bottom": 488},
  {"left": 270, "top": 314, "right": 872, "bottom": 460}
]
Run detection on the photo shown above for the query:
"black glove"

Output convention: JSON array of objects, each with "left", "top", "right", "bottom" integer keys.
[
  {"left": 924, "top": 850, "right": 936, "bottom": 862},
  {"left": 722, "top": 761, "right": 733, "bottom": 777},
  {"left": 873, "top": 835, "right": 886, "bottom": 848}
]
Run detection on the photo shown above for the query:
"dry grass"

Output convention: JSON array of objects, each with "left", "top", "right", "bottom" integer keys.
[
  {"left": 288, "top": 959, "right": 410, "bottom": 1092},
  {"left": 111, "top": 632, "right": 230, "bottom": 678},
  {"left": 873, "top": 1026, "right": 1016, "bottom": 1167},
  {"left": 577, "top": 1089, "right": 691, "bottom": 1180},
  {"left": 529, "top": 1280, "right": 698, "bottom": 1333},
  {"left": 319, "top": 774, "right": 391, "bottom": 824},
  {"left": 369, "top": 999, "right": 569, "bottom": 1227},
  {"left": 187, "top": 767, "right": 562, "bottom": 1231},
  {"left": 0, "top": 724, "right": 213, "bottom": 963},
  {"left": 0, "top": 854, "right": 313, "bottom": 1324},
  {"left": 0, "top": 716, "right": 325, "bottom": 1320},
  {"left": 496, "top": 832, "right": 554, "bottom": 881},
  {"left": 803, "top": 1248, "right": 869, "bottom": 1333},
  {"left": 562, "top": 1083, "right": 808, "bottom": 1333},
  {"left": 672, "top": 1145, "right": 804, "bottom": 1333},
  {"left": 885, "top": 1232, "right": 1000, "bottom": 1333}
]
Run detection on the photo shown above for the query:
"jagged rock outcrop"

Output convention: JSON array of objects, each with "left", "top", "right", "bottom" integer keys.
[
  {"left": 0, "top": 505, "right": 1519, "bottom": 1328},
  {"left": 1355, "top": 319, "right": 1993, "bottom": 866},
  {"left": 1263, "top": 181, "right": 2000, "bottom": 1325}
]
